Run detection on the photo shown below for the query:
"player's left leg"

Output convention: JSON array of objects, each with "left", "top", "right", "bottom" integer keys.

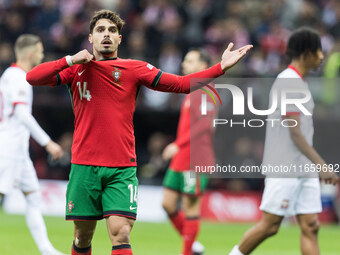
[
  {"left": 182, "top": 194, "right": 201, "bottom": 255},
  {"left": 297, "top": 213, "right": 320, "bottom": 255},
  {"left": 21, "top": 159, "right": 67, "bottom": 255},
  {"left": 73, "top": 220, "right": 97, "bottom": 254},
  {"left": 162, "top": 187, "right": 184, "bottom": 234},
  {"left": 295, "top": 178, "right": 322, "bottom": 255},
  {"left": 232, "top": 211, "right": 283, "bottom": 255},
  {"left": 180, "top": 172, "right": 208, "bottom": 255},
  {"left": 106, "top": 215, "right": 135, "bottom": 254},
  {"left": 163, "top": 169, "right": 185, "bottom": 235},
  {"left": 0, "top": 158, "right": 16, "bottom": 206},
  {"left": 102, "top": 166, "right": 138, "bottom": 254},
  {"left": 24, "top": 190, "right": 55, "bottom": 254}
]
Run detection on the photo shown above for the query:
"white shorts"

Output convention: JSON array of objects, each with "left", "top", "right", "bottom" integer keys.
[
  {"left": 260, "top": 177, "right": 322, "bottom": 216},
  {"left": 0, "top": 157, "right": 39, "bottom": 195}
]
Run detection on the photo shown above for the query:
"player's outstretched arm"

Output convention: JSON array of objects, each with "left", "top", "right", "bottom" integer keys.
[
  {"left": 145, "top": 43, "right": 252, "bottom": 94},
  {"left": 26, "top": 49, "right": 93, "bottom": 86}
]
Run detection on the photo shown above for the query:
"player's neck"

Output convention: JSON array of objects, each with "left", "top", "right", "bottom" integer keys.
[
  {"left": 15, "top": 60, "right": 32, "bottom": 73},
  {"left": 94, "top": 51, "right": 117, "bottom": 61},
  {"left": 289, "top": 60, "right": 308, "bottom": 77}
]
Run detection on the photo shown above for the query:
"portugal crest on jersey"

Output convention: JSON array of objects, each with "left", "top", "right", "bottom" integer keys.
[
  {"left": 68, "top": 201, "right": 74, "bottom": 213},
  {"left": 113, "top": 68, "right": 121, "bottom": 83}
]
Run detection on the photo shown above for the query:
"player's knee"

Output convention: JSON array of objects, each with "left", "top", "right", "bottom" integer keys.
[
  {"left": 75, "top": 229, "right": 95, "bottom": 247},
  {"left": 267, "top": 224, "right": 280, "bottom": 237},
  {"left": 182, "top": 196, "right": 199, "bottom": 215},
  {"left": 262, "top": 222, "right": 280, "bottom": 237},
  {"left": 162, "top": 200, "right": 176, "bottom": 215},
  {"left": 301, "top": 219, "right": 320, "bottom": 236},
  {"left": 114, "top": 224, "right": 131, "bottom": 244},
  {"left": 25, "top": 191, "right": 42, "bottom": 208}
]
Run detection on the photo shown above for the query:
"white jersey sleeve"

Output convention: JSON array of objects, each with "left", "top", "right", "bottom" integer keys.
[
  {"left": 0, "top": 65, "right": 50, "bottom": 159},
  {"left": 14, "top": 104, "right": 50, "bottom": 146}
]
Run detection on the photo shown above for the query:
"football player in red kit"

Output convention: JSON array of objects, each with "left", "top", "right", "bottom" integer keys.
[
  {"left": 162, "top": 49, "right": 217, "bottom": 255},
  {"left": 27, "top": 9, "right": 252, "bottom": 255}
]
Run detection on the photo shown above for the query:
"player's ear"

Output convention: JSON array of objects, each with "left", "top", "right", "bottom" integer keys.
[
  {"left": 301, "top": 52, "right": 310, "bottom": 61},
  {"left": 202, "top": 62, "right": 208, "bottom": 70},
  {"left": 88, "top": 34, "right": 93, "bottom": 44},
  {"left": 118, "top": 34, "right": 122, "bottom": 45},
  {"left": 27, "top": 50, "right": 34, "bottom": 61}
]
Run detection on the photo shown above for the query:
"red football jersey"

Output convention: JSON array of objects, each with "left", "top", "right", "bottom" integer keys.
[
  {"left": 170, "top": 89, "right": 217, "bottom": 171},
  {"left": 27, "top": 57, "right": 224, "bottom": 167},
  {"left": 57, "top": 59, "right": 166, "bottom": 167}
]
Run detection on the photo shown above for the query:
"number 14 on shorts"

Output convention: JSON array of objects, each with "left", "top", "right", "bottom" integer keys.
[{"left": 128, "top": 184, "right": 137, "bottom": 210}]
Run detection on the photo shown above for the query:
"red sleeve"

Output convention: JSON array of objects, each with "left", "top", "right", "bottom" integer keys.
[
  {"left": 135, "top": 61, "right": 224, "bottom": 94},
  {"left": 26, "top": 57, "right": 71, "bottom": 86},
  {"left": 134, "top": 61, "right": 162, "bottom": 87}
]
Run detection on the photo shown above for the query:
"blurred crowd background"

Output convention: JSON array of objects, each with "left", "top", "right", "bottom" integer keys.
[{"left": 0, "top": 0, "right": 339, "bottom": 193}]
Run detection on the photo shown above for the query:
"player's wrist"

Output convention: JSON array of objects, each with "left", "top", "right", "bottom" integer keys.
[
  {"left": 66, "top": 55, "right": 74, "bottom": 67},
  {"left": 219, "top": 62, "right": 226, "bottom": 73}
]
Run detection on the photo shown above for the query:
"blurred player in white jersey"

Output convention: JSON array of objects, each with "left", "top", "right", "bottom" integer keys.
[
  {"left": 229, "top": 28, "right": 338, "bottom": 255},
  {"left": 0, "top": 34, "right": 66, "bottom": 255}
]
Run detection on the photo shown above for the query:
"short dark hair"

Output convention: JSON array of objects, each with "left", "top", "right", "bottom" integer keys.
[
  {"left": 286, "top": 27, "right": 321, "bottom": 60},
  {"left": 189, "top": 48, "right": 211, "bottom": 66},
  {"left": 14, "top": 34, "right": 41, "bottom": 55},
  {"left": 89, "top": 10, "right": 125, "bottom": 34}
]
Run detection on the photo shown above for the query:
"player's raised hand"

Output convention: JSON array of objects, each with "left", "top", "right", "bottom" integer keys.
[
  {"left": 70, "top": 49, "right": 94, "bottom": 65},
  {"left": 162, "top": 143, "right": 179, "bottom": 161},
  {"left": 319, "top": 169, "right": 339, "bottom": 185},
  {"left": 45, "top": 140, "right": 64, "bottom": 160},
  {"left": 220, "top": 43, "right": 253, "bottom": 72}
]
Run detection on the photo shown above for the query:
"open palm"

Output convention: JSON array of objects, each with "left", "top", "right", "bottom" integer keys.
[{"left": 221, "top": 43, "right": 253, "bottom": 72}]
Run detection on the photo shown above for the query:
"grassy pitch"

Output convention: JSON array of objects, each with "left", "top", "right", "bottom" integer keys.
[{"left": 1, "top": 210, "right": 339, "bottom": 255}]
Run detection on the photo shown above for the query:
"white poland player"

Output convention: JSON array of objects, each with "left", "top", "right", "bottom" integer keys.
[
  {"left": 0, "top": 34, "right": 67, "bottom": 255},
  {"left": 229, "top": 27, "right": 338, "bottom": 255}
]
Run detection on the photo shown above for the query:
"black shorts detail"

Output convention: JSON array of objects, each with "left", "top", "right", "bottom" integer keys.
[
  {"left": 66, "top": 215, "right": 103, "bottom": 221},
  {"left": 103, "top": 210, "right": 136, "bottom": 220}
]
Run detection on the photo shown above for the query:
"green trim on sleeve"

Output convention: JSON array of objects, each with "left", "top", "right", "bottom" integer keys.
[
  {"left": 135, "top": 86, "right": 141, "bottom": 100},
  {"left": 56, "top": 74, "right": 61, "bottom": 86},
  {"left": 151, "top": 70, "right": 163, "bottom": 88},
  {"left": 66, "top": 84, "right": 74, "bottom": 112}
]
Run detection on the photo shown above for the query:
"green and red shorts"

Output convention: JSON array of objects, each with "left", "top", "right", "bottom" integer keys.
[
  {"left": 66, "top": 164, "right": 138, "bottom": 221},
  {"left": 163, "top": 168, "right": 208, "bottom": 195}
]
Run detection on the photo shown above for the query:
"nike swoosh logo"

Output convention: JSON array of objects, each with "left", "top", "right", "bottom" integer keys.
[
  {"left": 78, "top": 69, "right": 86, "bottom": 76},
  {"left": 130, "top": 206, "right": 137, "bottom": 210}
]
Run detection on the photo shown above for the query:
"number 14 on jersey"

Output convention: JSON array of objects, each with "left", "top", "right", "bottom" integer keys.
[{"left": 77, "top": 82, "right": 92, "bottom": 101}]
